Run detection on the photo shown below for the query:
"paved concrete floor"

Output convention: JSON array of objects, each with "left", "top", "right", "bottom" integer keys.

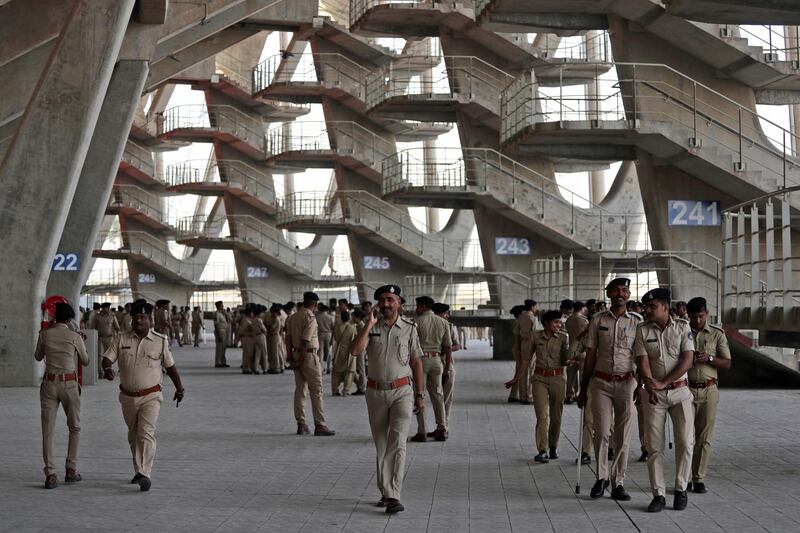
[{"left": 2, "top": 339, "right": 800, "bottom": 532}]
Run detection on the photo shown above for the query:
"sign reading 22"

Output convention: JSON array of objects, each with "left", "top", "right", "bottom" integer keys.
[
  {"left": 52, "top": 253, "right": 80, "bottom": 272},
  {"left": 668, "top": 200, "right": 721, "bottom": 226},
  {"left": 495, "top": 238, "right": 531, "bottom": 256}
]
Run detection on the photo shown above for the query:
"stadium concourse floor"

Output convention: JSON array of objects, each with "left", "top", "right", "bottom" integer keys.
[{"left": 1, "top": 339, "right": 799, "bottom": 533}]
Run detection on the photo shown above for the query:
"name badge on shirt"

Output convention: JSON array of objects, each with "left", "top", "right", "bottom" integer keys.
[
  {"left": 646, "top": 339, "right": 658, "bottom": 343},
  {"left": 598, "top": 326, "right": 609, "bottom": 331},
  {"left": 121, "top": 346, "right": 132, "bottom": 349},
  {"left": 369, "top": 332, "right": 381, "bottom": 337}
]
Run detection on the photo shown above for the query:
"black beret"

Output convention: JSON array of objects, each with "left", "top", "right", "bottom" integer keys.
[
  {"left": 131, "top": 302, "right": 153, "bottom": 316},
  {"left": 523, "top": 299, "right": 537, "bottom": 309},
  {"left": 432, "top": 303, "right": 450, "bottom": 314},
  {"left": 560, "top": 299, "right": 574, "bottom": 309},
  {"left": 686, "top": 297, "right": 707, "bottom": 313},
  {"left": 101, "top": 302, "right": 112, "bottom": 308},
  {"left": 373, "top": 285, "right": 401, "bottom": 300},
  {"left": 642, "top": 288, "right": 671, "bottom": 303},
  {"left": 605, "top": 278, "right": 631, "bottom": 291},
  {"left": 303, "top": 291, "right": 319, "bottom": 302},
  {"left": 541, "top": 310, "right": 562, "bottom": 324},
  {"left": 215, "top": 300, "right": 224, "bottom": 306},
  {"left": 415, "top": 296, "right": 435, "bottom": 308}
]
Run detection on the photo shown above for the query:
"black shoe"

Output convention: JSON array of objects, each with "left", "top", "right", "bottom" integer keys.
[
  {"left": 611, "top": 485, "right": 631, "bottom": 501},
  {"left": 353, "top": 390, "right": 365, "bottom": 396},
  {"left": 376, "top": 496, "right": 387, "bottom": 508},
  {"left": 590, "top": 479, "right": 609, "bottom": 499},
  {"left": 222, "top": 364, "right": 230, "bottom": 368},
  {"left": 44, "top": 474, "right": 58, "bottom": 489},
  {"left": 138, "top": 476, "right": 151, "bottom": 492},
  {"left": 434, "top": 429, "right": 448, "bottom": 442},
  {"left": 520, "top": 400, "right": 531, "bottom": 405},
  {"left": 297, "top": 423, "right": 310, "bottom": 435},
  {"left": 607, "top": 448, "right": 615, "bottom": 461},
  {"left": 673, "top": 490, "right": 688, "bottom": 510},
  {"left": 549, "top": 447, "right": 558, "bottom": 460},
  {"left": 692, "top": 482, "right": 707, "bottom": 494},
  {"left": 507, "top": 397, "right": 520, "bottom": 403},
  {"left": 578, "top": 452, "right": 591, "bottom": 465},
  {"left": 130, "top": 473, "right": 143, "bottom": 484},
  {"left": 385, "top": 499, "right": 404, "bottom": 514},
  {"left": 267, "top": 369, "right": 280, "bottom": 374},
  {"left": 314, "top": 426, "right": 336, "bottom": 436},
  {"left": 64, "top": 468, "right": 82, "bottom": 483},
  {"left": 647, "top": 496, "right": 666, "bottom": 513},
  {"left": 534, "top": 451, "right": 549, "bottom": 463},
  {"left": 564, "top": 399, "right": 574, "bottom": 405},
  {"left": 638, "top": 450, "right": 648, "bottom": 462},
  {"left": 410, "top": 433, "right": 428, "bottom": 443}
]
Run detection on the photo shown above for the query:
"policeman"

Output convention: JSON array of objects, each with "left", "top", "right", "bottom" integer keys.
[
  {"left": 35, "top": 303, "right": 90, "bottom": 489},
  {"left": 101, "top": 301, "right": 184, "bottom": 491},
  {"left": 237, "top": 305, "right": 258, "bottom": 374},
  {"left": 410, "top": 296, "right": 452, "bottom": 442},
  {"left": 686, "top": 297, "right": 731, "bottom": 494},
  {"left": 170, "top": 305, "right": 182, "bottom": 346},
  {"left": 154, "top": 300, "right": 171, "bottom": 337},
  {"left": 433, "top": 302, "right": 459, "bottom": 433},
  {"left": 265, "top": 304, "right": 283, "bottom": 373},
  {"left": 563, "top": 300, "right": 587, "bottom": 404},
  {"left": 516, "top": 299, "right": 538, "bottom": 404},
  {"left": 331, "top": 310, "right": 357, "bottom": 395},
  {"left": 213, "top": 301, "right": 230, "bottom": 368},
  {"left": 634, "top": 288, "right": 695, "bottom": 512},
  {"left": 506, "top": 305, "right": 524, "bottom": 403},
  {"left": 351, "top": 308, "right": 367, "bottom": 395},
  {"left": 90, "top": 302, "right": 121, "bottom": 378},
  {"left": 316, "top": 304, "right": 335, "bottom": 374},
  {"left": 191, "top": 306, "right": 203, "bottom": 347},
  {"left": 531, "top": 310, "right": 569, "bottom": 463},
  {"left": 578, "top": 278, "right": 641, "bottom": 500},
  {"left": 286, "top": 292, "right": 335, "bottom": 436},
  {"left": 349, "top": 285, "right": 425, "bottom": 514},
  {"left": 253, "top": 305, "right": 269, "bottom": 375}
]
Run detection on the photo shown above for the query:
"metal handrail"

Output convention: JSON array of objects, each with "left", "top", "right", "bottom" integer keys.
[
  {"left": 726, "top": 24, "right": 800, "bottom": 57},
  {"left": 264, "top": 121, "right": 396, "bottom": 165},
  {"left": 164, "top": 159, "right": 276, "bottom": 202},
  {"left": 215, "top": 51, "right": 253, "bottom": 92},
  {"left": 253, "top": 52, "right": 369, "bottom": 96},
  {"left": 160, "top": 104, "right": 266, "bottom": 152},
  {"left": 350, "top": 0, "right": 429, "bottom": 27},
  {"left": 110, "top": 185, "right": 172, "bottom": 225},
  {"left": 534, "top": 31, "right": 611, "bottom": 63},
  {"left": 120, "top": 141, "right": 155, "bottom": 175},
  {"left": 95, "top": 230, "right": 209, "bottom": 281}
]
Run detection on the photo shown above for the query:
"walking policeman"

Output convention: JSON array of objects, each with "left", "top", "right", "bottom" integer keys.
[
  {"left": 35, "top": 303, "right": 90, "bottom": 489},
  {"left": 686, "top": 297, "right": 731, "bottom": 494},
  {"left": 213, "top": 301, "right": 230, "bottom": 368},
  {"left": 349, "top": 285, "right": 425, "bottom": 514},
  {"left": 410, "top": 296, "right": 452, "bottom": 442},
  {"left": 531, "top": 310, "right": 569, "bottom": 463},
  {"left": 578, "top": 278, "right": 641, "bottom": 500},
  {"left": 634, "top": 288, "right": 695, "bottom": 512}
]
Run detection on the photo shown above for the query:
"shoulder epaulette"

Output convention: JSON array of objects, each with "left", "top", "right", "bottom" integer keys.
[
  {"left": 709, "top": 324, "right": 724, "bottom": 332},
  {"left": 151, "top": 330, "right": 168, "bottom": 339},
  {"left": 400, "top": 316, "right": 417, "bottom": 327}
]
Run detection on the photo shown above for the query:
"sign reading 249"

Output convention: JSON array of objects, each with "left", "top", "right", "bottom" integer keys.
[{"left": 668, "top": 200, "right": 721, "bottom": 226}]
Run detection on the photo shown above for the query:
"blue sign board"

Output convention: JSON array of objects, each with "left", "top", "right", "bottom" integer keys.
[
  {"left": 668, "top": 200, "right": 721, "bottom": 226},
  {"left": 495, "top": 237, "right": 531, "bottom": 255},
  {"left": 52, "top": 253, "right": 80, "bottom": 272}
]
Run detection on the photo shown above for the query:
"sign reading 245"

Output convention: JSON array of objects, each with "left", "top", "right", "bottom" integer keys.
[{"left": 668, "top": 200, "right": 721, "bottom": 226}]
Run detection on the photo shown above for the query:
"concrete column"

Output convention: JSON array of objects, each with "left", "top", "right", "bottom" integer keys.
[
  {"left": 46, "top": 61, "right": 149, "bottom": 308},
  {"left": 586, "top": 29, "right": 606, "bottom": 203},
  {"left": 786, "top": 26, "right": 800, "bottom": 155},
  {"left": 422, "top": 40, "right": 440, "bottom": 233},
  {"left": 0, "top": 0, "right": 134, "bottom": 386}
]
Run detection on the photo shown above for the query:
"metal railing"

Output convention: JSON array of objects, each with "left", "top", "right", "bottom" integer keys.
[
  {"left": 120, "top": 140, "right": 156, "bottom": 178},
  {"left": 95, "top": 230, "right": 210, "bottom": 281},
  {"left": 176, "top": 214, "right": 327, "bottom": 277},
  {"left": 383, "top": 147, "right": 649, "bottom": 251},
  {"left": 403, "top": 271, "right": 534, "bottom": 312},
  {"left": 216, "top": 50, "right": 254, "bottom": 93},
  {"left": 532, "top": 251, "right": 722, "bottom": 319},
  {"left": 279, "top": 190, "right": 480, "bottom": 269},
  {"left": 350, "top": 0, "right": 432, "bottom": 27},
  {"left": 722, "top": 187, "right": 800, "bottom": 328},
  {"left": 109, "top": 185, "right": 172, "bottom": 226},
  {"left": 264, "top": 121, "right": 396, "bottom": 172},
  {"left": 365, "top": 55, "right": 515, "bottom": 113},
  {"left": 501, "top": 62, "right": 800, "bottom": 192},
  {"left": 534, "top": 31, "right": 611, "bottom": 63},
  {"left": 725, "top": 24, "right": 800, "bottom": 60},
  {"left": 253, "top": 52, "right": 368, "bottom": 100},
  {"left": 164, "top": 159, "right": 276, "bottom": 204},
  {"left": 160, "top": 104, "right": 266, "bottom": 153}
]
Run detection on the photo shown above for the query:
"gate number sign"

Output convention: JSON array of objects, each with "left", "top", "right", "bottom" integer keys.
[
  {"left": 246, "top": 266, "right": 269, "bottom": 279},
  {"left": 137, "top": 273, "right": 156, "bottom": 284},
  {"left": 363, "top": 256, "right": 390, "bottom": 270},
  {"left": 668, "top": 200, "right": 721, "bottom": 226},
  {"left": 52, "top": 253, "right": 80, "bottom": 272},
  {"left": 495, "top": 237, "right": 531, "bottom": 255}
]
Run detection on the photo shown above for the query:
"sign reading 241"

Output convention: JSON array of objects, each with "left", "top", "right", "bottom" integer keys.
[{"left": 668, "top": 200, "right": 721, "bottom": 226}]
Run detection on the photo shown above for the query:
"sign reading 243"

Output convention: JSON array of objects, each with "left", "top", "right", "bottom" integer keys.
[{"left": 495, "top": 237, "right": 531, "bottom": 255}]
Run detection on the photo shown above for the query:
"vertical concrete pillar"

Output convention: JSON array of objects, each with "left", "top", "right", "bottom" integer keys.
[
  {"left": 785, "top": 26, "right": 800, "bottom": 155},
  {"left": 0, "top": 0, "right": 135, "bottom": 386}
]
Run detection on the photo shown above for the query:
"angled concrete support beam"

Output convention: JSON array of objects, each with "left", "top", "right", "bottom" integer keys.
[{"left": 0, "top": 0, "right": 72, "bottom": 67}]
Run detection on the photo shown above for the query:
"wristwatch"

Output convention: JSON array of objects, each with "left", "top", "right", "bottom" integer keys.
[
  {"left": 415, "top": 392, "right": 424, "bottom": 399},
  {"left": 707, "top": 354, "right": 715, "bottom": 365}
]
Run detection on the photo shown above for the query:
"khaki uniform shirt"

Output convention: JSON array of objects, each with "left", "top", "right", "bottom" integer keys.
[
  {"left": 585, "top": 310, "right": 642, "bottom": 375},
  {"left": 511, "top": 319, "right": 520, "bottom": 357},
  {"left": 688, "top": 324, "right": 731, "bottom": 382},
  {"left": 104, "top": 330, "right": 175, "bottom": 391},
  {"left": 634, "top": 318, "right": 695, "bottom": 381},
  {"left": 316, "top": 311, "right": 334, "bottom": 334},
  {"left": 191, "top": 310, "right": 203, "bottom": 325},
  {"left": 154, "top": 308, "right": 170, "bottom": 332},
  {"left": 265, "top": 314, "right": 281, "bottom": 336},
  {"left": 564, "top": 313, "right": 590, "bottom": 359},
  {"left": 287, "top": 308, "right": 319, "bottom": 354},
  {"left": 517, "top": 310, "right": 536, "bottom": 356},
  {"left": 415, "top": 310, "right": 452, "bottom": 353},
  {"left": 365, "top": 316, "right": 423, "bottom": 382},
  {"left": 91, "top": 312, "right": 120, "bottom": 337},
  {"left": 120, "top": 311, "right": 132, "bottom": 333},
  {"left": 237, "top": 317, "right": 257, "bottom": 337},
  {"left": 533, "top": 330, "right": 569, "bottom": 370},
  {"left": 214, "top": 310, "right": 228, "bottom": 331},
  {"left": 449, "top": 323, "right": 459, "bottom": 349},
  {"left": 34, "top": 324, "right": 90, "bottom": 373}
]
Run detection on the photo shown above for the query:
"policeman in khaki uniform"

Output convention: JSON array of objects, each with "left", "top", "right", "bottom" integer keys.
[
  {"left": 213, "top": 301, "right": 230, "bottom": 368},
  {"left": 191, "top": 306, "right": 203, "bottom": 347},
  {"left": 565, "top": 301, "right": 593, "bottom": 466},
  {"left": 265, "top": 304, "right": 283, "bottom": 373},
  {"left": 102, "top": 301, "right": 184, "bottom": 492},
  {"left": 331, "top": 311, "right": 358, "bottom": 396},
  {"left": 35, "top": 303, "right": 90, "bottom": 489},
  {"left": 530, "top": 310, "right": 569, "bottom": 463},
  {"left": 286, "top": 292, "right": 335, "bottom": 436},
  {"left": 686, "top": 297, "right": 731, "bottom": 494},
  {"left": 578, "top": 279, "right": 642, "bottom": 501},
  {"left": 349, "top": 285, "right": 425, "bottom": 514},
  {"left": 410, "top": 296, "right": 452, "bottom": 442},
  {"left": 433, "top": 303, "right": 459, "bottom": 433},
  {"left": 90, "top": 302, "right": 120, "bottom": 376},
  {"left": 516, "top": 299, "right": 538, "bottom": 404},
  {"left": 237, "top": 305, "right": 261, "bottom": 374},
  {"left": 506, "top": 305, "right": 524, "bottom": 402},
  {"left": 634, "top": 288, "right": 696, "bottom": 513}
]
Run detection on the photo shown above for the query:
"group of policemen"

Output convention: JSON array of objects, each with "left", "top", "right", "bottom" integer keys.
[
  {"left": 507, "top": 278, "right": 731, "bottom": 512},
  {"left": 38, "top": 280, "right": 729, "bottom": 515}
]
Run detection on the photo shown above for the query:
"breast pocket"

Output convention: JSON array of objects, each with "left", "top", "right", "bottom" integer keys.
[{"left": 139, "top": 351, "right": 162, "bottom": 368}]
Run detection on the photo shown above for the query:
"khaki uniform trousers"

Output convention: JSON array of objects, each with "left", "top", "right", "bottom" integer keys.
[
  {"left": 354, "top": 352, "right": 366, "bottom": 392},
  {"left": 214, "top": 327, "right": 228, "bottom": 366},
  {"left": 331, "top": 370, "right": 355, "bottom": 396},
  {"left": 642, "top": 387, "right": 694, "bottom": 496},
  {"left": 590, "top": 377, "right": 637, "bottom": 485},
  {"left": 192, "top": 324, "right": 201, "bottom": 346},
  {"left": 319, "top": 332, "right": 332, "bottom": 372},
  {"left": 518, "top": 348, "right": 534, "bottom": 402},
  {"left": 98, "top": 335, "right": 113, "bottom": 374},
  {"left": 241, "top": 336, "right": 256, "bottom": 372},
  {"left": 40, "top": 380, "right": 81, "bottom": 476},
  {"left": 415, "top": 355, "right": 446, "bottom": 434},
  {"left": 508, "top": 349, "right": 521, "bottom": 401},
  {"left": 532, "top": 374, "right": 565, "bottom": 451},
  {"left": 637, "top": 402, "right": 648, "bottom": 452},
  {"left": 119, "top": 391, "right": 161, "bottom": 477},
  {"left": 278, "top": 336, "right": 287, "bottom": 369},
  {"left": 580, "top": 387, "right": 594, "bottom": 455},
  {"left": 443, "top": 366, "right": 455, "bottom": 428},
  {"left": 566, "top": 365, "right": 579, "bottom": 400},
  {"left": 267, "top": 334, "right": 281, "bottom": 371},
  {"left": 255, "top": 334, "right": 268, "bottom": 373},
  {"left": 691, "top": 384, "right": 719, "bottom": 483},
  {"left": 293, "top": 352, "right": 326, "bottom": 425},
  {"left": 366, "top": 385, "right": 413, "bottom": 500}
]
